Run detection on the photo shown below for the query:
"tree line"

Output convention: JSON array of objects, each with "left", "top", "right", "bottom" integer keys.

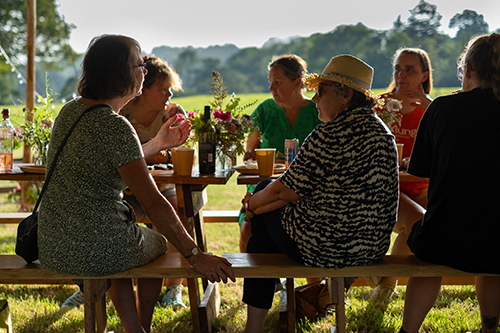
[
  {"left": 0, "top": 0, "right": 498, "bottom": 104},
  {"left": 167, "top": 1, "right": 496, "bottom": 96}
]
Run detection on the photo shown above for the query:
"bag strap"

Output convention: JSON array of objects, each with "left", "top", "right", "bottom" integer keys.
[{"left": 31, "top": 103, "right": 110, "bottom": 212}]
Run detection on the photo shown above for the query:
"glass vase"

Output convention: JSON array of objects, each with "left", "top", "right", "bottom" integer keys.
[
  {"left": 216, "top": 145, "right": 235, "bottom": 171},
  {"left": 33, "top": 144, "right": 48, "bottom": 165}
]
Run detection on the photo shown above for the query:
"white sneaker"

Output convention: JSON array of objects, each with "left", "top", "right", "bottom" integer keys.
[
  {"left": 61, "top": 290, "right": 84, "bottom": 313},
  {"left": 161, "top": 285, "right": 187, "bottom": 310}
]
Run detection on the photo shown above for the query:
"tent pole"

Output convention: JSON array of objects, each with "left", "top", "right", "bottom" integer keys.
[{"left": 25, "top": 0, "right": 36, "bottom": 163}]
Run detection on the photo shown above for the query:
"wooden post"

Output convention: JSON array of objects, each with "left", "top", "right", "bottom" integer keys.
[
  {"left": 25, "top": 0, "right": 36, "bottom": 160},
  {"left": 22, "top": 0, "right": 36, "bottom": 211}
]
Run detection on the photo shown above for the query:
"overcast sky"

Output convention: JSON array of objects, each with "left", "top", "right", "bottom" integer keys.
[{"left": 55, "top": 0, "right": 500, "bottom": 54}]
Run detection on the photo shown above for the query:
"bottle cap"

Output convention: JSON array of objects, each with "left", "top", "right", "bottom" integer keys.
[{"left": 2, "top": 108, "right": 9, "bottom": 119}]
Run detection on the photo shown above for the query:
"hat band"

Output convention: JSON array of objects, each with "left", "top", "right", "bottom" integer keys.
[{"left": 323, "top": 71, "right": 370, "bottom": 90}]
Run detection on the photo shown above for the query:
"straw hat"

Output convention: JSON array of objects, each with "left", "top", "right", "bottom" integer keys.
[{"left": 304, "top": 55, "right": 374, "bottom": 95}]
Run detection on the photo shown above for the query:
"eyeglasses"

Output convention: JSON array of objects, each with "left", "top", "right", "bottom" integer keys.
[
  {"left": 135, "top": 62, "right": 148, "bottom": 75},
  {"left": 457, "top": 65, "right": 464, "bottom": 81}
]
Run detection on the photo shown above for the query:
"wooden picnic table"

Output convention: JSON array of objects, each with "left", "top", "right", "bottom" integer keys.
[
  {"left": 149, "top": 166, "right": 235, "bottom": 332},
  {"left": 236, "top": 170, "right": 427, "bottom": 185},
  {"left": 0, "top": 164, "right": 45, "bottom": 182}
]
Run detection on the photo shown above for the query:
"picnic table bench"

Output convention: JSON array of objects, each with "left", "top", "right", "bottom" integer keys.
[{"left": 0, "top": 252, "right": 487, "bottom": 333}]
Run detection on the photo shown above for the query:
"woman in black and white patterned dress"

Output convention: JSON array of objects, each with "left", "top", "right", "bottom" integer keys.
[{"left": 240, "top": 55, "right": 399, "bottom": 332}]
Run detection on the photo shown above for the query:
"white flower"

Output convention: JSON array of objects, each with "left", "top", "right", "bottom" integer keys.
[{"left": 385, "top": 99, "right": 402, "bottom": 113}]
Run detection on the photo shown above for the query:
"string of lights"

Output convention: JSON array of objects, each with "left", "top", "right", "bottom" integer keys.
[{"left": 0, "top": 41, "right": 42, "bottom": 97}]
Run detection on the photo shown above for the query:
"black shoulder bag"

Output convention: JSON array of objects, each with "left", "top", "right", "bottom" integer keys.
[{"left": 15, "top": 104, "right": 109, "bottom": 263}]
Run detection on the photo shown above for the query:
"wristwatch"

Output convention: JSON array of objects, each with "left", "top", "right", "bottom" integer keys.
[{"left": 184, "top": 247, "right": 199, "bottom": 259}]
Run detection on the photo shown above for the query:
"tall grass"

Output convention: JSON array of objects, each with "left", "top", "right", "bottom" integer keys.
[{"left": 0, "top": 88, "right": 481, "bottom": 332}]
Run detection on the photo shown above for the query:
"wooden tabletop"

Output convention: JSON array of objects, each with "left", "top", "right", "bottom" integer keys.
[
  {"left": 151, "top": 167, "right": 235, "bottom": 185},
  {"left": 237, "top": 170, "right": 428, "bottom": 185},
  {"left": 236, "top": 172, "right": 282, "bottom": 185},
  {"left": 0, "top": 164, "right": 236, "bottom": 185},
  {"left": 0, "top": 164, "right": 45, "bottom": 181}
]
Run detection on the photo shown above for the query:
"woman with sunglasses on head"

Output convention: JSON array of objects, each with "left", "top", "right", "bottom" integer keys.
[
  {"left": 38, "top": 34, "right": 234, "bottom": 333},
  {"left": 368, "top": 48, "right": 433, "bottom": 302},
  {"left": 399, "top": 33, "right": 500, "bottom": 333}
]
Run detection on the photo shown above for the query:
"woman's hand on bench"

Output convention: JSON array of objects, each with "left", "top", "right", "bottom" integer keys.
[{"left": 188, "top": 252, "right": 236, "bottom": 284}]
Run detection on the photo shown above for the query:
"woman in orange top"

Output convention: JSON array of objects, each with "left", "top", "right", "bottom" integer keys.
[{"left": 369, "top": 48, "right": 433, "bottom": 302}]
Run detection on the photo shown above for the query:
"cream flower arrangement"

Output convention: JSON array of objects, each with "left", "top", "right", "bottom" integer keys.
[{"left": 375, "top": 98, "right": 403, "bottom": 129}]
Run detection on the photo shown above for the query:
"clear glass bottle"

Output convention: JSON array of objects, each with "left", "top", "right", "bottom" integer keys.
[
  {"left": 198, "top": 105, "right": 216, "bottom": 174},
  {"left": 0, "top": 108, "right": 15, "bottom": 173}
]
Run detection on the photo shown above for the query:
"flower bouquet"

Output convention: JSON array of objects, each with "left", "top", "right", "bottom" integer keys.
[
  {"left": 375, "top": 98, "right": 403, "bottom": 130},
  {"left": 15, "top": 82, "right": 55, "bottom": 165},
  {"left": 186, "top": 71, "right": 257, "bottom": 170}
]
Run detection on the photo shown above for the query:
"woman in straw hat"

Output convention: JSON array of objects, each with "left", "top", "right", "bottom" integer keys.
[
  {"left": 240, "top": 54, "right": 399, "bottom": 332},
  {"left": 399, "top": 33, "right": 500, "bottom": 333}
]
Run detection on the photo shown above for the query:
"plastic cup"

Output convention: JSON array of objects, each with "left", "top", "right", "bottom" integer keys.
[
  {"left": 176, "top": 148, "right": 195, "bottom": 176},
  {"left": 255, "top": 148, "right": 276, "bottom": 177},
  {"left": 396, "top": 144, "right": 404, "bottom": 167}
]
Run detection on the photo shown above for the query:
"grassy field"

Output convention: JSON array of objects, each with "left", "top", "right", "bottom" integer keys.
[
  {"left": 0, "top": 223, "right": 482, "bottom": 332},
  {"left": 0, "top": 88, "right": 484, "bottom": 332}
]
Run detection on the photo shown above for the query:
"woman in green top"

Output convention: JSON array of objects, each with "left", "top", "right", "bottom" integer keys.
[{"left": 239, "top": 54, "right": 322, "bottom": 253}]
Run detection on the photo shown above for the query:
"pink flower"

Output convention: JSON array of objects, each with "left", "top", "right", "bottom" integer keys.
[
  {"left": 213, "top": 110, "right": 232, "bottom": 122},
  {"left": 213, "top": 110, "right": 223, "bottom": 120},
  {"left": 187, "top": 111, "right": 196, "bottom": 119},
  {"left": 176, "top": 113, "right": 185, "bottom": 124}
]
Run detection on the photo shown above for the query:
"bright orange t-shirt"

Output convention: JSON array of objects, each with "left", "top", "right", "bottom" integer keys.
[{"left": 377, "top": 92, "right": 428, "bottom": 198}]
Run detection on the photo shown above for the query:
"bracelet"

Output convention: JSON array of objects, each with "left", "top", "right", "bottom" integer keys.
[{"left": 166, "top": 150, "right": 172, "bottom": 164}]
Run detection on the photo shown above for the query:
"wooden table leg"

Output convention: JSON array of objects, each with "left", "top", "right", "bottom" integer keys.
[
  {"left": 328, "top": 277, "right": 346, "bottom": 333},
  {"left": 187, "top": 277, "right": 203, "bottom": 333},
  {"left": 286, "top": 278, "right": 295, "bottom": 333},
  {"left": 176, "top": 184, "right": 210, "bottom": 332},
  {"left": 84, "top": 279, "right": 110, "bottom": 333},
  {"left": 175, "top": 184, "right": 195, "bottom": 237}
]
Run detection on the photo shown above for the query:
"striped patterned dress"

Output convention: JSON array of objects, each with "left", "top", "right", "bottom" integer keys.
[{"left": 279, "top": 107, "right": 399, "bottom": 269}]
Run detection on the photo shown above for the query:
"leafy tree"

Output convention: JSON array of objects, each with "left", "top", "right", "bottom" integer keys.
[
  {"left": 406, "top": 0, "right": 442, "bottom": 37},
  {"left": 449, "top": 10, "right": 489, "bottom": 38},
  {"left": 392, "top": 15, "right": 405, "bottom": 33},
  {"left": 0, "top": 0, "right": 77, "bottom": 69},
  {"left": 174, "top": 48, "right": 199, "bottom": 94}
]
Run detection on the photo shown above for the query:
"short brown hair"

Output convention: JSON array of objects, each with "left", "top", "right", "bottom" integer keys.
[
  {"left": 77, "top": 35, "right": 141, "bottom": 100},
  {"left": 142, "top": 55, "right": 182, "bottom": 91},
  {"left": 268, "top": 54, "right": 308, "bottom": 88}
]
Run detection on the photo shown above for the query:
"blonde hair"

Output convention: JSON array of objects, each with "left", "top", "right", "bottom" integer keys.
[{"left": 458, "top": 33, "right": 500, "bottom": 99}]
